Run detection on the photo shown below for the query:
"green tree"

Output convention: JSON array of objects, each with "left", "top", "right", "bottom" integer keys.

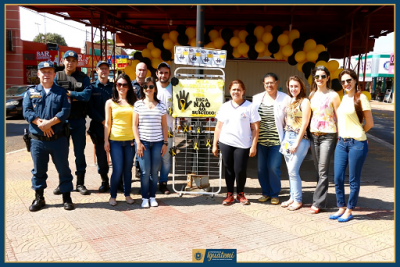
[
  {"left": 129, "top": 50, "right": 137, "bottom": 57},
  {"left": 33, "top": 33, "right": 67, "bottom": 46},
  {"left": 95, "top": 39, "right": 114, "bottom": 45}
]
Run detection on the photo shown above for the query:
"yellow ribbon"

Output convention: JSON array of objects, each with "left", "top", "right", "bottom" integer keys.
[
  {"left": 168, "top": 107, "right": 173, "bottom": 115},
  {"left": 183, "top": 125, "right": 188, "bottom": 133},
  {"left": 171, "top": 149, "right": 176, "bottom": 157},
  {"left": 197, "top": 127, "right": 200, "bottom": 133},
  {"left": 168, "top": 130, "right": 173, "bottom": 138},
  {"left": 194, "top": 143, "right": 199, "bottom": 150},
  {"left": 205, "top": 139, "right": 211, "bottom": 147},
  {"left": 180, "top": 99, "right": 186, "bottom": 112}
]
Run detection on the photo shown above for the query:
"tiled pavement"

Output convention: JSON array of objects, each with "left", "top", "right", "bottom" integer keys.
[{"left": 5, "top": 101, "right": 394, "bottom": 263}]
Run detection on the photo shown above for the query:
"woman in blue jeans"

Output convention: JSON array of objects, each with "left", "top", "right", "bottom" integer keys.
[
  {"left": 330, "top": 69, "right": 374, "bottom": 222},
  {"left": 280, "top": 76, "right": 311, "bottom": 211},
  {"left": 133, "top": 77, "right": 168, "bottom": 208},
  {"left": 104, "top": 73, "right": 137, "bottom": 206}
]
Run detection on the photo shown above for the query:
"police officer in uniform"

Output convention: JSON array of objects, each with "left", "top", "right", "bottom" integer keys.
[
  {"left": 54, "top": 50, "right": 92, "bottom": 195},
  {"left": 23, "top": 61, "right": 75, "bottom": 211},
  {"left": 87, "top": 61, "right": 113, "bottom": 192}
]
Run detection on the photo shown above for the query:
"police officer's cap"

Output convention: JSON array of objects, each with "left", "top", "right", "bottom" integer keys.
[
  {"left": 38, "top": 61, "right": 55, "bottom": 70},
  {"left": 96, "top": 61, "right": 110, "bottom": 68},
  {"left": 157, "top": 62, "right": 170, "bottom": 70},
  {"left": 63, "top": 50, "right": 78, "bottom": 60}
]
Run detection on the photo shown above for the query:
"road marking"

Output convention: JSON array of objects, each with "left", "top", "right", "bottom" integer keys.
[
  {"left": 367, "top": 133, "right": 394, "bottom": 150},
  {"left": 6, "top": 148, "right": 26, "bottom": 155}
]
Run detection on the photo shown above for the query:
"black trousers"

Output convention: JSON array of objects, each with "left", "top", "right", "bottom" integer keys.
[{"left": 219, "top": 142, "right": 250, "bottom": 194}]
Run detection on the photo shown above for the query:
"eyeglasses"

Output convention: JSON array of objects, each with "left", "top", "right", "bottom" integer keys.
[
  {"left": 117, "top": 83, "right": 128, "bottom": 88},
  {"left": 314, "top": 75, "right": 327, "bottom": 79},
  {"left": 264, "top": 81, "right": 276, "bottom": 86},
  {"left": 341, "top": 78, "right": 353, "bottom": 85},
  {"left": 142, "top": 85, "right": 155, "bottom": 90}
]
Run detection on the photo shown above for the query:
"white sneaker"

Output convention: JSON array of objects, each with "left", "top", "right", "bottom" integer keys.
[
  {"left": 141, "top": 198, "right": 150, "bottom": 208},
  {"left": 150, "top": 197, "right": 158, "bottom": 207}
]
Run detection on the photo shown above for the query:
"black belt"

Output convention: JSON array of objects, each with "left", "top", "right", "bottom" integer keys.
[{"left": 30, "top": 131, "right": 65, "bottom": 142}]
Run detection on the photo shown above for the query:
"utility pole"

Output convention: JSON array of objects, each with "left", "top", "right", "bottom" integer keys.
[
  {"left": 35, "top": 22, "right": 41, "bottom": 36},
  {"left": 44, "top": 13, "right": 47, "bottom": 43}
]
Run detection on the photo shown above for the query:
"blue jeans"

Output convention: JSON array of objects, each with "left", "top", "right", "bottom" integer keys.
[
  {"left": 282, "top": 131, "right": 310, "bottom": 203},
  {"left": 136, "top": 140, "right": 163, "bottom": 199},
  {"left": 109, "top": 140, "right": 135, "bottom": 198},
  {"left": 257, "top": 144, "right": 282, "bottom": 198},
  {"left": 334, "top": 137, "right": 368, "bottom": 210},
  {"left": 159, "top": 139, "right": 172, "bottom": 183},
  {"left": 68, "top": 119, "right": 87, "bottom": 176}
]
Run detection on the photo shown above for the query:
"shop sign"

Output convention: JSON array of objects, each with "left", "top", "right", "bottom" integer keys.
[{"left": 172, "top": 79, "right": 224, "bottom": 117}]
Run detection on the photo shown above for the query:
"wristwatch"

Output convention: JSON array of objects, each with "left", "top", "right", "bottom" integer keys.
[{"left": 163, "top": 141, "right": 168, "bottom": 146}]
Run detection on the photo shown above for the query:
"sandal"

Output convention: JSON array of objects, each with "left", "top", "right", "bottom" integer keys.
[
  {"left": 288, "top": 202, "right": 302, "bottom": 211},
  {"left": 309, "top": 206, "right": 320, "bottom": 214},
  {"left": 281, "top": 199, "right": 294, "bottom": 208},
  {"left": 109, "top": 197, "right": 117, "bottom": 206}
]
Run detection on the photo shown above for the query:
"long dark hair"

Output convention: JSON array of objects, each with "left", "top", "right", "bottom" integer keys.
[
  {"left": 286, "top": 76, "right": 307, "bottom": 105},
  {"left": 309, "top": 66, "right": 331, "bottom": 100},
  {"left": 339, "top": 69, "right": 364, "bottom": 123},
  {"left": 112, "top": 73, "right": 137, "bottom": 106},
  {"left": 140, "top": 76, "right": 160, "bottom": 103}
]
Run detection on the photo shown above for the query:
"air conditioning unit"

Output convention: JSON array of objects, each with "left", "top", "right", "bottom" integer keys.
[{"left": 47, "top": 42, "right": 59, "bottom": 51}]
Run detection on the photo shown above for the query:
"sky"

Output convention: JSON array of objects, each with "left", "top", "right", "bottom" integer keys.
[{"left": 19, "top": 6, "right": 394, "bottom": 54}]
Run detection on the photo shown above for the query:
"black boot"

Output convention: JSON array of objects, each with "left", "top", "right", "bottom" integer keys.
[
  {"left": 98, "top": 174, "right": 110, "bottom": 193},
  {"left": 76, "top": 174, "right": 90, "bottom": 195},
  {"left": 159, "top": 182, "right": 170, "bottom": 195},
  {"left": 62, "top": 192, "right": 75, "bottom": 210},
  {"left": 29, "top": 189, "right": 45, "bottom": 212},
  {"left": 53, "top": 186, "right": 62, "bottom": 195}
]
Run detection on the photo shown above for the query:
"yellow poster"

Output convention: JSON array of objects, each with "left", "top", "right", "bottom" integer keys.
[{"left": 172, "top": 79, "right": 224, "bottom": 117}]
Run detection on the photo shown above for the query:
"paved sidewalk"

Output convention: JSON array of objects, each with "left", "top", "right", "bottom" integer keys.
[{"left": 5, "top": 115, "right": 394, "bottom": 263}]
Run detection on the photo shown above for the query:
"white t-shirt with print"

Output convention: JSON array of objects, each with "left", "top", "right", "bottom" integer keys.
[{"left": 216, "top": 100, "right": 261, "bottom": 149}]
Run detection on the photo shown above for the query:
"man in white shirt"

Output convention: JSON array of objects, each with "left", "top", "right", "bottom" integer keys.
[{"left": 156, "top": 62, "right": 173, "bottom": 194}]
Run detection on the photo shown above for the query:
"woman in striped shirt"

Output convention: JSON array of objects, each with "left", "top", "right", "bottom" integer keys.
[{"left": 132, "top": 76, "right": 168, "bottom": 208}]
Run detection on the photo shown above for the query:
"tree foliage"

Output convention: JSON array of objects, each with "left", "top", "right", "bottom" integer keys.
[
  {"left": 33, "top": 33, "right": 67, "bottom": 46},
  {"left": 95, "top": 39, "right": 114, "bottom": 45}
]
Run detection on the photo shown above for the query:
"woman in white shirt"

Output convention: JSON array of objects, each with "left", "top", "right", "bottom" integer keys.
[
  {"left": 132, "top": 76, "right": 168, "bottom": 208},
  {"left": 330, "top": 69, "right": 374, "bottom": 222},
  {"left": 213, "top": 80, "right": 260, "bottom": 205}
]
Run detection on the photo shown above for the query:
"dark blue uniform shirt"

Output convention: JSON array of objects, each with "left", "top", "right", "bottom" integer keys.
[
  {"left": 23, "top": 84, "right": 71, "bottom": 136},
  {"left": 54, "top": 70, "right": 92, "bottom": 101},
  {"left": 87, "top": 79, "right": 113, "bottom": 137},
  {"left": 132, "top": 79, "right": 141, "bottom": 100}
]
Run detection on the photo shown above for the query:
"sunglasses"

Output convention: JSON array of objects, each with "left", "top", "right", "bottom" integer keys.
[
  {"left": 142, "top": 85, "right": 155, "bottom": 90},
  {"left": 341, "top": 79, "right": 353, "bottom": 85},
  {"left": 314, "top": 75, "right": 327, "bottom": 79},
  {"left": 117, "top": 83, "right": 129, "bottom": 88}
]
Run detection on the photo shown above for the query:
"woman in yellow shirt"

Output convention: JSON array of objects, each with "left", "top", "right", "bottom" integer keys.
[
  {"left": 330, "top": 69, "right": 374, "bottom": 222},
  {"left": 104, "top": 73, "right": 137, "bottom": 206}
]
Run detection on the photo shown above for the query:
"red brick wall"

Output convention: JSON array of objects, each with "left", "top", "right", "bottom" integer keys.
[{"left": 6, "top": 6, "right": 24, "bottom": 87}]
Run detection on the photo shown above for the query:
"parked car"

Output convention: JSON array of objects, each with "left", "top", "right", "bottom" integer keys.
[{"left": 6, "top": 85, "right": 30, "bottom": 117}]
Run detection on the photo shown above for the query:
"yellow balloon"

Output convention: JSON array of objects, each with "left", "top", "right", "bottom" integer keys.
[
  {"left": 264, "top": 47, "right": 272, "bottom": 57},
  {"left": 282, "top": 44, "right": 294, "bottom": 57},
  {"left": 238, "top": 30, "right": 248, "bottom": 42},
  {"left": 128, "top": 71, "right": 136, "bottom": 81},
  {"left": 254, "top": 26, "right": 265, "bottom": 40},
  {"left": 259, "top": 52, "right": 264, "bottom": 58},
  {"left": 308, "top": 75, "right": 313, "bottom": 85},
  {"left": 162, "top": 33, "right": 170, "bottom": 40},
  {"left": 362, "top": 91, "right": 372, "bottom": 101},
  {"left": 233, "top": 29, "right": 240, "bottom": 37},
  {"left": 327, "top": 60, "right": 340, "bottom": 73},
  {"left": 238, "top": 42, "right": 250, "bottom": 55},
  {"left": 243, "top": 53, "right": 248, "bottom": 58},
  {"left": 264, "top": 25, "right": 273, "bottom": 33},
  {"left": 315, "top": 60, "right": 328, "bottom": 68},
  {"left": 336, "top": 89, "right": 344, "bottom": 100},
  {"left": 274, "top": 49, "right": 283, "bottom": 60},
  {"left": 124, "top": 65, "right": 134, "bottom": 75},
  {"left": 142, "top": 48, "right": 152, "bottom": 59},
  {"left": 255, "top": 41, "right": 266, "bottom": 53},
  {"left": 151, "top": 58, "right": 162, "bottom": 69},
  {"left": 208, "top": 29, "right": 219, "bottom": 41},
  {"left": 297, "top": 61, "right": 305, "bottom": 73},
  {"left": 169, "top": 31, "right": 179, "bottom": 43},
  {"left": 283, "top": 30, "right": 290, "bottom": 35},
  {"left": 304, "top": 39, "right": 317, "bottom": 52},
  {"left": 163, "top": 39, "right": 174, "bottom": 50},
  {"left": 295, "top": 51, "right": 306, "bottom": 63},
  {"left": 277, "top": 34, "right": 289, "bottom": 46},
  {"left": 306, "top": 50, "right": 318, "bottom": 62},
  {"left": 332, "top": 68, "right": 344, "bottom": 79},
  {"left": 185, "top": 27, "right": 196, "bottom": 39},
  {"left": 230, "top": 36, "right": 241, "bottom": 47},
  {"left": 262, "top": 32, "right": 273, "bottom": 44},
  {"left": 213, "top": 37, "right": 225, "bottom": 49},
  {"left": 147, "top": 42, "right": 155, "bottom": 50},
  {"left": 190, "top": 38, "right": 197, "bottom": 47},
  {"left": 315, "top": 44, "right": 326, "bottom": 54},
  {"left": 131, "top": 59, "right": 140, "bottom": 68},
  {"left": 151, "top": 48, "right": 162, "bottom": 58},
  {"left": 146, "top": 70, "right": 152, "bottom": 78},
  {"left": 289, "top": 29, "right": 300, "bottom": 43},
  {"left": 283, "top": 55, "right": 288, "bottom": 61},
  {"left": 205, "top": 42, "right": 215, "bottom": 49},
  {"left": 232, "top": 47, "right": 241, "bottom": 58}
]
